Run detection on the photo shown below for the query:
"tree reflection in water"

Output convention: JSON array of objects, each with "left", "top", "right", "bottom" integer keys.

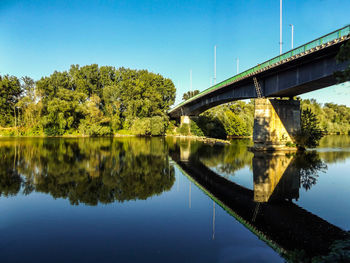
[
  {"left": 295, "top": 151, "right": 327, "bottom": 191},
  {"left": 0, "top": 138, "right": 175, "bottom": 205}
]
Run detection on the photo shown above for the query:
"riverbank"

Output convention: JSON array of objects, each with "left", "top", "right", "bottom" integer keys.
[
  {"left": 168, "top": 135, "right": 231, "bottom": 145},
  {"left": 0, "top": 129, "right": 231, "bottom": 146}
]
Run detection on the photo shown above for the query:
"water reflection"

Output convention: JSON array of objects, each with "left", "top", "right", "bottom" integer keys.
[
  {"left": 253, "top": 151, "right": 327, "bottom": 202},
  {"left": 0, "top": 138, "right": 175, "bottom": 205},
  {"left": 253, "top": 152, "right": 297, "bottom": 202},
  {"left": 318, "top": 135, "right": 350, "bottom": 164},
  {"left": 169, "top": 140, "right": 348, "bottom": 261}
]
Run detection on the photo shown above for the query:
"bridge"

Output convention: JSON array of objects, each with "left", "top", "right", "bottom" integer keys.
[
  {"left": 169, "top": 25, "right": 350, "bottom": 150},
  {"left": 169, "top": 142, "right": 348, "bottom": 261}
]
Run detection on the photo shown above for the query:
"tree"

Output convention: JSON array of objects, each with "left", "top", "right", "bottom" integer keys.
[
  {"left": 182, "top": 90, "right": 200, "bottom": 101},
  {"left": 33, "top": 64, "right": 176, "bottom": 135},
  {"left": 0, "top": 75, "right": 22, "bottom": 126},
  {"left": 17, "top": 77, "right": 43, "bottom": 130},
  {"left": 79, "top": 95, "right": 111, "bottom": 136},
  {"left": 296, "top": 108, "right": 324, "bottom": 149}
]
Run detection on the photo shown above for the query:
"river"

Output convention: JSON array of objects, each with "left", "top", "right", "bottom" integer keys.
[{"left": 0, "top": 136, "right": 349, "bottom": 262}]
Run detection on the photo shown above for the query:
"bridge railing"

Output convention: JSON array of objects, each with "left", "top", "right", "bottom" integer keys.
[{"left": 170, "top": 24, "right": 350, "bottom": 112}]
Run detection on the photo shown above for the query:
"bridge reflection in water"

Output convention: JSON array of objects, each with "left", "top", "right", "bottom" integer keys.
[
  {"left": 253, "top": 152, "right": 299, "bottom": 203},
  {"left": 170, "top": 141, "right": 348, "bottom": 261}
]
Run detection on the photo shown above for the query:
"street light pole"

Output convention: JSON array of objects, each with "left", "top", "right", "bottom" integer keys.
[
  {"left": 190, "top": 69, "right": 192, "bottom": 92},
  {"left": 214, "top": 45, "right": 217, "bottom": 85},
  {"left": 236, "top": 58, "right": 239, "bottom": 74},
  {"left": 280, "top": 0, "right": 283, "bottom": 54},
  {"left": 290, "top": 24, "right": 294, "bottom": 49}
]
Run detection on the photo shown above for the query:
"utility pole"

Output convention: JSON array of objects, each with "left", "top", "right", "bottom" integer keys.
[
  {"left": 236, "top": 58, "right": 239, "bottom": 74},
  {"left": 290, "top": 24, "right": 294, "bottom": 49},
  {"left": 214, "top": 45, "right": 216, "bottom": 85},
  {"left": 190, "top": 69, "right": 192, "bottom": 92},
  {"left": 280, "top": 0, "right": 283, "bottom": 54}
]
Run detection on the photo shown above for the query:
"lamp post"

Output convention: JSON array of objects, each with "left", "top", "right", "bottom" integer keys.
[
  {"left": 280, "top": 0, "right": 283, "bottom": 54},
  {"left": 214, "top": 45, "right": 217, "bottom": 85},
  {"left": 290, "top": 24, "right": 294, "bottom": 49},
  {"left": 190, "top": 69, "right": 192, "bottom": 92}
]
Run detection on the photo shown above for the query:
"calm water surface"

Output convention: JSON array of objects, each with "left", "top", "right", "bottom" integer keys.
[{"left": 0, "top": 136, "right": 349, "bottom": 262}]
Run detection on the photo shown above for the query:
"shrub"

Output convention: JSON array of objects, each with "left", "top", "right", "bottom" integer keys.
[
  {"left": 79, "top": 121, "right": 111, "bottom": 136},
  {"left": 296, "top": 108, "right": 324, "bottom": 149},
  {"left": 166, "top": 120, "right": 176, "bottom": 135},
  {"left": 190, "top": 120, "right": 204, "bottom": 136},
  {"left": 131, "top": 118, "right": 151, "bottom": 135},
  {"left": 179, "top": 123, "right": 190, "bottom": 135},
  {"left": 150, "top": 116, "right": 166, "bottom": 136}
]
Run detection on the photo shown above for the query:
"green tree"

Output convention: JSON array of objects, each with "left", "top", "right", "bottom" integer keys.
[
  {"left": 0, "top": 75, "right": 22, "bottom": 126},
  {"left": 182, "top": 90, "right": 200, "bottom": 101},
  {"left": 79, "top": 95, "right": 111, "bottom": 136},
  {"left": 297, "top": 108, "right": 324, "bottom": 149},
  {"left": 17, "top": 77, "right": 43, "bottom": 131}
]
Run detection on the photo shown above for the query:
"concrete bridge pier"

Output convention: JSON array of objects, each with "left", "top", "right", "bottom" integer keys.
[
  {"left": 179, "top": 115, "right": 195, "bottom": 135},
  {"left": 180, "top": 116, "right": 191, "bottom": 126},
  {"left": 252, "top": 98, "right": 301, "bottom": 151}
]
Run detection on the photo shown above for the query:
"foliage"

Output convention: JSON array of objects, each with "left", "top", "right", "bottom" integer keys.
[
  {"left": 188, "top": 101, "right": 253, "bottom": 139},
  {"left": 150, "top": 116, "right": 167, "bottom": 136},
  {"left": 131, "top": 116, "right": 168, "bottom": 136},
  {"left": 296, "top": 108, "right": 324, "bottom": 149},
  {"left": 131, "top": 118, "right": 151, "bottom": 135},
  {"left": 178, "top": 123, "right": 190, "bottom": 135},
  {"left": 221, "top": 110, "right": 249, "bottom": 137},
  {"left": 187, "top": 99, "right": 349, "bottom": 140},
  {"left": 190, "top": 119, "right": 204, "bottom": 136},
  {"left": 0, "top": 75, "right": 22, "bottom": 126},
  {"left": 335, "top": 40, "right": 350, "bottom": 82},
  {"left": 0, "top": 65, "right": 175, "bottom": 136},
  {"left": 301, "top": 99, "right": 350, "bottom": 135},
  {"left": 182, "top": 90, "right": 200, "bottom": 101},
  {"left": 165, "top": 120, "right": 176, "bottom": 135}
]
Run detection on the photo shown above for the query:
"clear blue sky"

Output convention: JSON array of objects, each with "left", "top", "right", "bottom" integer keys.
[{"left": 0, "top": 0, "right": 349, "bottom": 106}]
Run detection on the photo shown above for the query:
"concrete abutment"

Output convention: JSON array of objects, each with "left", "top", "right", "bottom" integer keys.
[{"left": 252, "top": 98, "right": 301, "bottom": 151}]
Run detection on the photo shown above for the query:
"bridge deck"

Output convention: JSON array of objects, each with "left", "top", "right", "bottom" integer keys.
[{"left": 169, "top": 25, "right": 350, "bottom": 116}]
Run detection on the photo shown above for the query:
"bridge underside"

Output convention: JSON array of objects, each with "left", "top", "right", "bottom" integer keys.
[{"left": 169, "top": 43, "right": 349, "bottom": 118}]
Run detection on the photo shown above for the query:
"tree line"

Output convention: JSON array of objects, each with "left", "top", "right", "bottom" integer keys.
[
  {"left": 0, "top": 64, "right": 176, "bottom": 136},
  {"left": 1, "top": 65, "right": 349, "bottom": 139},
  {"left": 183, "top": 99, "right": 350, "bottom": 140}
]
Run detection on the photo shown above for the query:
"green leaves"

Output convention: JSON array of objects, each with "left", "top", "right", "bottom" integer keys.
[
  {"left": 8, "top": 64, "right": 176, "bottom": 136},
  {"left": 190, "top": 101, "right": 254, "bottom": 139},
  {"left": 297, "top": 108, "right": 325, "bottom": 149},
  {"left": 182, "top": 90, "right": 200, "bottom": 101},
  {"left": 0, "top": 75, "right": 22, "bottom": 126}
]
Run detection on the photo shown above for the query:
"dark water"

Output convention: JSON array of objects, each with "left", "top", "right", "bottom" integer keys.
[{"left": 0, "top": 136, "right": 349, "bottom": 262}]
